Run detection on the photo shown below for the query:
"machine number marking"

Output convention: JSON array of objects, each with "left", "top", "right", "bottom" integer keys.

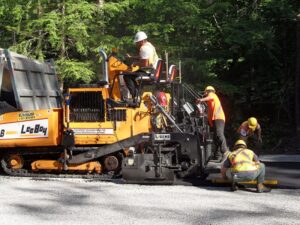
[{"left": 154, "top": 134, "right": 171, "bottom": 141}]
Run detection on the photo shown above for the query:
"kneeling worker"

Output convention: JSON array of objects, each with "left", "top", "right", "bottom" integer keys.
[{"left": 221, "top": 139, "right": 271, "bottom": 193}]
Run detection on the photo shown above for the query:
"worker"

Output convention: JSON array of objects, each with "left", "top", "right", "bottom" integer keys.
[
  {"left": 221, "top": 139, "right": 271, "bottom": 193},
  {"left": 152, "top": 89, "right": 169, "bottom": 132},
  {"left": 237, "top": 117, "right": 262, "bottom": 152},
  {"left": 123, "top": 31, "right": 159, "bottom": 101},
  {"left": 196, "top": 86, "right": 229, "bottom": 161}
]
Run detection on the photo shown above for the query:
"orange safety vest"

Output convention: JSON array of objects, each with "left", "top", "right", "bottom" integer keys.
[
  {"left": 206, "top": 92, "right": 225, "bottom": 126},
  {"left": 228, "top": 148, "right": 259, "bottom": 172}
]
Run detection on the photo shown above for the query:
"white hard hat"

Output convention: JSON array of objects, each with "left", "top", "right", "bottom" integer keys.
[{"left": 134, "top": 31, "right": 147, "bottom": 43}]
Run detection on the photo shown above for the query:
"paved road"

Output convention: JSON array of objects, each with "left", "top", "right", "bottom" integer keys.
[
  {"left": 260, "top": 155, "right": 300, "bottom": 188},
  {"left": 206, "top": 154, "right": 300, "bottom": 188},
  {"left": 0, "top": 177, "right": 300, "bottom": 225}
]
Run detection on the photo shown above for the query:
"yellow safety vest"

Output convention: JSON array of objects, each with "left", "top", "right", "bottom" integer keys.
[
  {"left": 141, "top": 42, "right": 159, "bottom": 68},
  {"left": 228, "top": 148, "right": 259, "bottom": 172}
]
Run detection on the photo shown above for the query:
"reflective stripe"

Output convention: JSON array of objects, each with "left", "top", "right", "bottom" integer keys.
[
  {"left": 232, "top": 161, "right": 254, "bottom": 166},
  {"left": 229, "top": 148, "right": 258, "bottom": 172},
  {"left": 241, "top": 151, "right": 252, "bottom": 161}
]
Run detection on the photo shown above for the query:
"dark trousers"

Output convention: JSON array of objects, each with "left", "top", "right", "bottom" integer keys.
[
  {"left": 232, "top": 163, "right": 266, "bottom": 184},
  {"left": 123, "top": 74, "right": 139, "bottom": 98},
  {"left": 213, "top": 119, "right": 228, "bottom": 154}
]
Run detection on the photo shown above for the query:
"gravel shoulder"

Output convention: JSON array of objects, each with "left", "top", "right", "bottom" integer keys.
[{"left": 0, "top": 177, "right": 299, "bottom": 225}]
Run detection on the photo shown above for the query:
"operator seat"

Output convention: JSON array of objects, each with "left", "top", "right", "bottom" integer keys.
[
  {"left": 167, "top": 65, "right": 177, "bottom": 83},
  {"left": 159, "top": 64, "right": 177, "bottom": 84},
  {"left": 135, "top": 59, "right": 163, "bottom": 83}
]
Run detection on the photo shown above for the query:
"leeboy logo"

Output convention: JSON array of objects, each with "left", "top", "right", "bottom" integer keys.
[{"left": 21, "top": 124, "right": 47, "bottom": 136}]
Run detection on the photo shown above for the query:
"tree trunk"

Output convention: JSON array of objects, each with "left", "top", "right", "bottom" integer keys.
[
  {"left": 96, "top": 0, "right": 104, "bottom": 7},
  {"left": 37, "top": 0, "right": 43, "bottom": 60},
  {"left": 296, "top": 14, "right": 300, "bottom": 139},
  {"left": 60, "top": 0, "right": 66, "bottom": 58}
]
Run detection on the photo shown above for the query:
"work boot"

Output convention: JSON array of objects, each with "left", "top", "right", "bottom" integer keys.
[
  {"left": 231, "top": 182, "right": 238, "bottom": 192},
  {"left": 211, "top": 151, "right": 222, "bottom": 161},
  {"left": 257, "top": 183, "right": 271, "bottom": 193}
]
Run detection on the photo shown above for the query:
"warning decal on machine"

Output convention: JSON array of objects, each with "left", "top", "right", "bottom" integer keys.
[
  {"left": 72, "top": 128, "right": 114, "bottom": 135},
  {"left": 18, "top": 111, "right": 36, "bottom": 121},
  {"left": 0, "top": 119, "right": 48, "bottom": 139}
]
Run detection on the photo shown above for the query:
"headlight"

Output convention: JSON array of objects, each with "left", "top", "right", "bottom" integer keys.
[{"left": 127, "top": 158, "right": 134, "bottom": 166}]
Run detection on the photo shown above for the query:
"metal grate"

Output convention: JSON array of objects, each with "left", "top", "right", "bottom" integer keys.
[
  {"left": 107, "top": 109, "right": 127, "bottom": 121},
  {"left": 70, "top": 91, "right": 105, "bottom": 122}
]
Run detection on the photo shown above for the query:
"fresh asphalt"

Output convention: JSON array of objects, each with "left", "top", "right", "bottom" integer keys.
[
  {"left": 0, "top": 155, "right": 299, "bottom": 225},
  {"left": 260, "top": 154, "right": 300, "bottom": 188},
  {"left": 174, "top": 154, "right": 300, "bottom": 188},
  {"left": 0, "top": 176, "right": 299, "bottom": 225}
]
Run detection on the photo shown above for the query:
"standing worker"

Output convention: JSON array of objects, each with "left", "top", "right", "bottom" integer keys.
[
  {"left": 221, "top": 139, "right": 271, "bottom": 193},
  {"left": 237, "top": 117, "right": 262, "bottom": 152},
  {"left": 197, "top": 86, "right": 229, "bottom": 161},
  {"left": 124, "top": 31, "right": 159, "bottom": 100},
  {"left": 152, "top": 89, "right": 169, "bottom": 132}
]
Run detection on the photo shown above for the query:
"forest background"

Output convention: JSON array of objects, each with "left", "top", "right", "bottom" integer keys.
[{"left": 0, "top": 0, "right": 299, "bottom": 152}]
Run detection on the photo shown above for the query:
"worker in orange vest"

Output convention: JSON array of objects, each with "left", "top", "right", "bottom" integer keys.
[
  {"left": 197, "top": 86, "right": 229, "bottom": 161},
  {"left": 221, "top": 139, "right": 271, "bottom": 193}
]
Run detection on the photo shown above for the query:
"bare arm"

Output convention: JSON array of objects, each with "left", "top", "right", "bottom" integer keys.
[
  {"left": 131, "top": 58, "right": 149, "bottom": 68},
  {"left": 253, "top": 154, "right": 260, "bottom": 164},
  {"left": 197, "top": 95, "right": 213, "bottom": 103},
  {"left": 139, "top": 59, "right": 149, "bottom": 67},
  {"left": 256, "top": 124, "right": 262, "bottom": 142}
]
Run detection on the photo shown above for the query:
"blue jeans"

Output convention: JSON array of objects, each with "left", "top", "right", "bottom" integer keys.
[{"left": 232, "top": 163, "right": 266, "bottom": 184}]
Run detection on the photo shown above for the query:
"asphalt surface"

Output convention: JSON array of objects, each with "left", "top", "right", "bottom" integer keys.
[
  {"left": 0, "top": 176, "right": 300, "bottom": 225},
  {"left": 260, "top": 154, "right": 300, "bottom": 188},
  {"left": 0, "top": 154, "right": 299, "bottom": 225}
]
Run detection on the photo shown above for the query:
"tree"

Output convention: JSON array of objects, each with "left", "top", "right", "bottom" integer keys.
[{"left": 0, "top": 0, "right": 299, "bottom": 150}]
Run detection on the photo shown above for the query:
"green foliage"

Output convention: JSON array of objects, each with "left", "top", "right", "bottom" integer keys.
[
  {"left": 56, "top": 58, "right": 95, "bottom": 84},
  {"left": 0, "top": 0, "right": 97, "bottom": 82}
]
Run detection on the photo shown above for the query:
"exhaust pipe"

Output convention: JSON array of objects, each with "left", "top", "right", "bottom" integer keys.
[{"left": 99, "top": 50, "right": 109, "bottom": 88}]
